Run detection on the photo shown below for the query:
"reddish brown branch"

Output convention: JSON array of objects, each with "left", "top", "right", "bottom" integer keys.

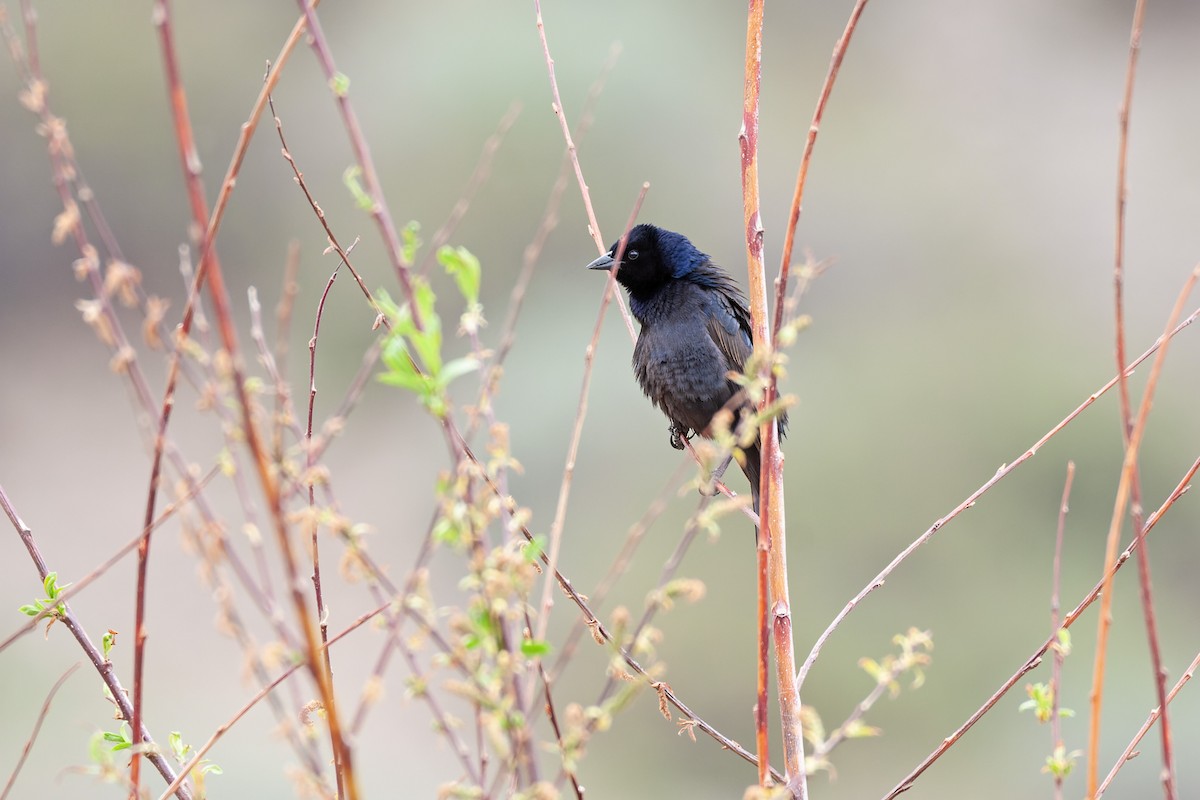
[
  {"left": 153, "top": 3, "right": 357, "bottom": 797},
  {"left": 740, "top": 2, "right": 770, "bottom": 789},
  {"left": 1089, "top": 264, "right": 1194, "bottom": 800},
  {"left": 773, "top": 0, "right": 870, "bottom": 341},
  {"left": 1050, "top": 461, "right": 1075, "bottom": 800},
  {"left": 739, "top": 1, "right": 805, "bottom": 794},
  {"left": 0, "top": 466, "right": 218, "bottom": 655},
  {"left": 1097, "top": 648, "right": 1200, "bottom": 797},
  {"left": 294, "top": 0, "right": 418, "bottom": 327},
  {"left": 1, "top": 662, "right": 80, "bottom": 799},
  {"left": 885, "top": 452, "right": 1200, "bottom": 799},
  {"left": 451, "top": 431, "right": 784, "bottom": 782},
  {"left": 478, "top": 45, "right": 620, "bottom": 435},
  {"left": 0, "top": 484, "right": 190, "bottom": 799},
  {"left": 157, "top": 598, "right": 393, "bottom": 800},
  {"left": 535, "top": 183, "right": 650, "bottom": 646},
  {"left": 799, "top": 304, "right": 1200, "bottom": 688},
  {"left": 1100, "top": 1, "right": 1174, "bottom": 797},
  {"left": 415, "top": 102, "right": 521, "bottom": 276},
  {"left": 549, "top": 459, "right": 688, "bottom": 681},
  {"left": 533, "top": 1, "right": 637, "bottom": 340}
]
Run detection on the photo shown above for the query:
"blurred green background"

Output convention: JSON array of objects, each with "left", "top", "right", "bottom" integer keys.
[{"left": 2, "top": 1, "right": 1199, "bottom": 797}]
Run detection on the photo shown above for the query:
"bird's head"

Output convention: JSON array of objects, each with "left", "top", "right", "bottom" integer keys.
[{"left": 585, "top": 224, "right": 708, "bottom": 298}]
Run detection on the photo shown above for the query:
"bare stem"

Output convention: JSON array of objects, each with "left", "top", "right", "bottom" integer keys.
[
  {"left": 1050, "top": 461, "right": 1075, "bottom": 800},
  {"left": 535, "top": 183, "right": 649, "bottom": 647},
  {"left": 532, "top": 0, "right": 637, "bottom": 340},
  {"left": 799, "top": 304, "right": 1200, "bottom": 688},
  {"left": 0, "top": 485, "right": 191, "bottom": 799},
  {"left": 1089, "top": 265, "right": 1195, "bottom": 800},
  {"left": 885, "top": 451, "right": 1200, "bottom": 799},
  {"left": 1097, "top": 648, "right": 1200, "bottom": 797},
  {"left": 1100, "top": 1, "right": 1174, "bottom": 797},
  {"left": 773, "top": 0, "right": 870, "bottom": 342},
  {"left": 155, "top": 3, "right": 357, "bottom": 795},
  {"left": 1, "top": 663, "right": 80, "bottom": 799},
  {"left": 739, "top": 0, "right": 806, "bottom": 793}
]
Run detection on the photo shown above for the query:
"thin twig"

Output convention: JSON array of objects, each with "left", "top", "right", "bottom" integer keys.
[
  {"left": 265, "top": 83, "right": 368, "bottom": 796},
  {"left": 450, "top": 431, "right": 785, "bottom": 782},
  {"left": 0, "top": 484, "right": 191, "bottom": 799},
  {"left": 549, "top": 458, "right": 690, "bottom": 679},
  {"left": 154, "top": 4, "right": 357, "bottom": 796},
  {"left": 798, "top": 304, "right": 1200, "bottom": 688},
  {"left": 1089, "top": 264, "right": 1195, "bottom": 799},
  {"left": 1097, "top": 648, "right": 1200, "bottom": 797},
  {"left": 1102, "top": 2, "right": 1173, "bottom": 797},
  {"left": 884, "top": 452, "right": 1200, "bottom": 799},
  {"left": 307, "top": 261, "right": 344, "bottom": 799},
  {"left": 532, "top": 0, "right": 636, "bottom": 340},
  {"left": 269, "top": 87, "right": 379, "bottom": 316},
  {"left": 811, "top": 643, "right": 923, "bottom": 760},
  {"left": 0, "top": 662, "right": 80, "bottom": 800},
  {"left": 415, "top": 102, "right": 521, "bottom": 276},
  {"left": 157, "top": 598, "right": 393, "bottom": 800},
  {"left": 1050, "top": 460, "right": 1075, "bottom": 800},
  {"left": 525, "top": 610, "right": 584, "bottom": 800},
  {"left": 773, "top": 0, "right": 870, "bottom": 343},
  {"left": 136, "top": 3, "right": 321, "bottom": 789},
  {"left": 294, "top": 0, "right": 418, "bottom": 325},
  {"left": 476, "top": 44, "right": 620, "bottom": 435},
  {"left": 271, "top": 242, "right": 302, "bottom": 459},
  {"left": 593, "top": 492, "right": 713, "bottom": 713},
  {"left": 535, "top": 183, "right": 649, "bottom": 646},
  {"left": 0, "top": 466, "right": 218, "bottom": 655}
]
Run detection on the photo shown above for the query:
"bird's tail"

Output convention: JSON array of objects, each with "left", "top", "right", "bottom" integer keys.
[{"left": 743, "top": 443, "right": 762, "bottom": 539}]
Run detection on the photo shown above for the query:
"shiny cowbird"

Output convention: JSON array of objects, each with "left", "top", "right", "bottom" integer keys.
[{"left": 586, "top": 223, "right": 785, "bottom": 513}]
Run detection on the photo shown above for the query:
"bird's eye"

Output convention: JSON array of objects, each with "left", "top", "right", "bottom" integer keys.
[{"left": 626, "top": 249, "right": 639, "bottom": 261}]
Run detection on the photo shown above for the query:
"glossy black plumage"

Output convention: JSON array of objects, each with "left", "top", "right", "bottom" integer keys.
[{"left": 586, "top": 223, "right": 786, "bottom": 512}]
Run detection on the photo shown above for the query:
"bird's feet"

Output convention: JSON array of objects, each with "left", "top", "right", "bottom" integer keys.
[
  {"left": 700, "top": 453, "right": 734, "bottom": 497},
  {"left": 668, "top": 423, "right": 690, "bottom": 450}
]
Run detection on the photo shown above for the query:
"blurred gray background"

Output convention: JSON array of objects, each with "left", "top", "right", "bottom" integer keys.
[{"left": 2, "top": 1, "right": 1199, "bottom": 798}]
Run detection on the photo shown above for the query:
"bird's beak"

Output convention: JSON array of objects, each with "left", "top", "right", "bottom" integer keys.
[{"left": 586, "top": 253, "right": 615, "bottom": 271}]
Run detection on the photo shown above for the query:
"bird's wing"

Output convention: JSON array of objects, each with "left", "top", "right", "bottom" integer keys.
[{"left": 702, "top": 283, "right": 754, "bottom": 376}]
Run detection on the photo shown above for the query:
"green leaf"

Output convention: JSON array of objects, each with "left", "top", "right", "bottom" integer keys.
[
  {"left": 330, "top": 72, "right": 351, "bottom": 97},
  {"left": 432, "top": 517, "right": 461, "bottom": 546},
  {"left": 401, "top": 221, "right": 422, "bottom": 263},
  {"left": 440, "top": 357, "right": 480, "bottom": 384},
  {"left": 520, "top": 639, "right": 551, "bottom": 658},
  {"left": 18, "top": 604, "right": 40, "bottom": 617},
  {"left": 522, "top": 535, "right": 546, "bottom": 564},
  {"left": 44, "top": 572, "right": 58, "bottom": 597},
  {"left": 343, "top": 167, "right": 372, "bottom": 212},
  {"left": 378, "top": 338, "right": 426, "bottom": 392},
  {"left": 438, "top": 245, "right": 481, "bottom": 305},
  {"left": 88, "top": 732, "right": 108, "bottom": 764},
  {"left": 409, "top": 280, "right": 442, "bottom": 373}
]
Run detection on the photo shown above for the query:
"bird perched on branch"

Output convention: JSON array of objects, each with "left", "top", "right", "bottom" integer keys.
[{"left": 586, "top": 223, "right": 785, "bottom": 514}]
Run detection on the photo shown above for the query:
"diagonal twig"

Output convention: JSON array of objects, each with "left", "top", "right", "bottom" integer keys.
[
  {"left": 799, "top": 304, "right": 1200, "bottom": 689},
  {"left": 0, "top": 663, "right": 80, "bottom": 800},
  {"left": 884, "top": 451, "right": 1200, "bottom": 799}
]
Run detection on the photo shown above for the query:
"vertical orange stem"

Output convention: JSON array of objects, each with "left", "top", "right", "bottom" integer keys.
[{"left": 740, "top": 1, "right": 807, "bottom": 796}]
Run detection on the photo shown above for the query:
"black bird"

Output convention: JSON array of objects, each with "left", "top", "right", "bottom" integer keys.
[{"left": 586, "top": 223, "right": 786, "bottom": 514}]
